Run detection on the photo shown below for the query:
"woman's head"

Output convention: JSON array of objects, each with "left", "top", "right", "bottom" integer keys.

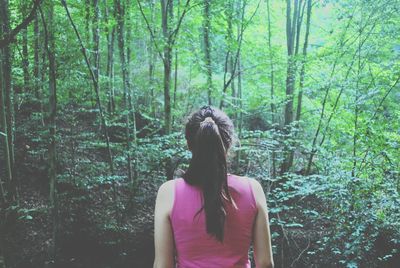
[
  {"left": 183, "top": 105, "right": 235, "bottom": 242},
  {"left": 185, "top": 105, "right": 234, "bottom": 154}
]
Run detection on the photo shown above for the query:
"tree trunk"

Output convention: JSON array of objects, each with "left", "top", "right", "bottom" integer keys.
[
  {"left": 116, "top": 0, "right": 136, "bottom": 186},
  {"left": 172, "top": 0, "right": 180, "bottom": 124},
  {"left": 221, "top": 0, "right": 234, "bottom": 110},
  {"left": 104, "top": 1, "right": 116, "bottom": 114},
  {"left": 85, "top": 0, "right": 91, "bottom": 45},
  {"left": 85, "top": 0, "right": 95, "bottom": 107},
  {"left": 21, "top": 1, "right": 30, "bottom": 93},
  {"left": 39, "top": 2, "right": 58, "bottom": 261},
  {"left": 92, "top": 0, "right": 100, "bottom": 100},
  {"left": 280, "top": 0, "right": 301, "bottom": 175},
  {"left": 148, "top": 0, "right": 156, "bottom": 116},
  {"left": 203, "top": 0, "right": 212, "bottom": 105},
  {"left": 161, "top": 0, "right": 172, "bottom": 135},
  {"left": 125, "top": 0, "right": 139, "bottom": 186},
  {"left": 235, "top": 49, "right": 243, "bottom": 171},
  {"left": 295, "top": 0, "right": 311, "bottom": 123},
  {"left": 266, "top": 0, "right": 277, "bottom": 179},
  {"left": 33, "top": 12, "right": 41, "bottom": 101},
  {"left": 0, "top": 0, "right": 16, "bottom": 201},
  {"left": 0, "top": 50, "right": 12, "bottom": 202}
]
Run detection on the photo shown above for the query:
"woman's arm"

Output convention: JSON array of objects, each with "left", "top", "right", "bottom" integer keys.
[
  {"left": 250, "top": 178, "right": 274, "bottom": 268},
  {"left": 153, "top": 180, "right": 175, "bottom": 268}
]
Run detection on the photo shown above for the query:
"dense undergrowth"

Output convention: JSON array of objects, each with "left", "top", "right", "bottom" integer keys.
[{"left": 1, "top": 104, "right": 399, "bottom": 268}]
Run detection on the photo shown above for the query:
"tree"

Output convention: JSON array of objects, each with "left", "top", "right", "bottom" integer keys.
[
  {"left": 115, "top": 0, "right": 137, "bottom": 186},
  {"left": 21, "top": 1, "right": 31, "bottom": 92},
  {"left": 280, "top": 0, "right": 308, "bottom": 175},
  {"left": 38, "top": 1, "right": 58, "bottom": 261},
  {"left": 203, "top": 0, "right": 212, "bottom": 105},
  {"left": 61, "top": 0, "right": 115, "bottom": 176},
  {"left": 104, "top": 0, "right": 116, "bottom": 113},
  {"left": 0, "top": 0, "right": 17, "bottom": 202},
  {"left": 137, "top": 0, "right": 192, "bottom": 135}
]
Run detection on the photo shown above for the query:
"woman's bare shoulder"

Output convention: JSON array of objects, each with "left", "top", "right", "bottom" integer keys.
[
  {"left": 156, "top": 180, "right": 176, "bottom": 204},
  {"left": 232, "top": 174, "right": 262, "bottom": 188}
]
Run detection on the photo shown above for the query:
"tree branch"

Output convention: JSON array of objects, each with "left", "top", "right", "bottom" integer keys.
[
  {"left": 136, "top": 0, "right": 165, "bottom": 62},
  {"left": 0, "top": 0, "right": 42, "bottom": 49}
]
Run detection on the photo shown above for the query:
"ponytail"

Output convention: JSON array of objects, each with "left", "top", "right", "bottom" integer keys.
[{"left": 183, "top": 106, "right": 235, "bottom": 242}]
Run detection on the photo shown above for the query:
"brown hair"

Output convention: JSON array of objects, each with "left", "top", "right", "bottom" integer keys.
[{"left": 183, "top": 105, "right": 235, "bottom": 242}]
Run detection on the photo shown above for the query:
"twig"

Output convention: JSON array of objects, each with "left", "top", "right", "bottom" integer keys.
[{"left": 290, "top": 236, "right": 310, "bottom": 267}]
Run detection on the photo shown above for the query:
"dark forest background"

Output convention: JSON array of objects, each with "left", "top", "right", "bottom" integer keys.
[{"left": 0, "top": 0, "right": 399, "bottom": 267}]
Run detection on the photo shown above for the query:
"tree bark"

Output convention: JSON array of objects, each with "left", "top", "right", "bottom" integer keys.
[
  {"left": 115, "top": 0, "right": 137, "bottom": 187},
  {"left": 92, "top": 0, "right": 100, "bottom": 97},
  {"left": 39, "top": 2, "right": 58, "bottom": 261},
  {"left": 33, "top": 12, "right": 40, "bottom": 100},
  {"left": 0, "top": 50, "right": 12, "bottom": 203},
  {"left": 295, "top": 0, "right": 311, "bottom": 123},
  {"left": 203, "top": 0, "right": 212, "bottom": 105},
  {"left": 280, "top": 0, "right": 302, "bottom": 175},
  {"left": 0, "top": 0, "right": 16, "bottom": 201},
  {"left": 0, "top": 0, "right": 42, "bottom": 49},
  {"left": 104, "top": 0, "right": 116, "bottom": 113},
  {"left": 21, "top": 1, "right": 30, "bottom": 92},
  {"left": 161, "top": 0, "right": 172, "bottom": 135},
  {"left": 148, "top": 0, "right": 156, "bottom": 116},
  {"left": 266, "top": 0, "right": 277, "bottom": 179}
]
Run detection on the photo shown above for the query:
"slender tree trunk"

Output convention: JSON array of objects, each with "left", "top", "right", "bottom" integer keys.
[
  {"left": 104, "top": 1, "right": 116, "bottom": 113},
  {"left": 203, "top": 0, "right": 212, "bottom": 105},
  {"left": 281, "top": 0, "right": 301, "bottom": 175},
  {"left": 39, "top": 2, "right": 58, "bottom": 262},
  {"left": 161, "top": 0, "right": 172, "bottom": 135},
  {"left": 295, "top": 0, "right": 311, "bottom": 123},
  {"left": 40, "top": 13, "right": 47, "bottom": 127},
  {"left": 283, "top": 0, "right": 299, "bottom": 127},
  {"left": 85, "top": 0, "right": 95, "bottom": 107},
  {"left": 115, "top": 0, "right": 135, "bottom": 186},
  {"left": 172, "top": 0, "right": 180, "bottom": 124},
  {"left": 0, "top": 0, "right": 16, "bottom": 201},
  {"left": 173, "top": 47, "right": 178, "bottom": 110},
  {"left": 125, "top": 0, "right": 139, "bottom": 186},
  {"left": 85, "top": 0, "right": 91, "bottom": 45},
  {"left": 21, "top": 1, "right": 30, "bottom": 93},
  {"left": 0, "top": 50, "right": 12, "bottom": 202},
  {"left": 33, "top": 12, "right": 41, "bottom": 101},
  {"left": 92, "top": 0, "right": 100, "bottom": 101},
  {"left": 352, "top": 19, "right": 363, "bottom": 178},
  {"left": 266, "top": 0, "right": 277, "bottom": 179},
  {"left": 235, "top": 49, "right": 243, "bottom": 170},
  {"left": 221, "top": 0, "right": 234, "bottom": 110},
  {"left": 161, "top": 0, "right": 174, "bottom": 181},
  {"left": 148, "top": 0, "right": 156, "bottom": 116},
  {"left": 229, "top": 0, "right": 236, "bottom": 112}
]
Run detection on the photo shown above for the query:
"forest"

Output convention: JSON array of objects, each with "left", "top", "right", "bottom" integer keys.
[{"left": 0, "top": 0, "right": 399, "bottom": 267}]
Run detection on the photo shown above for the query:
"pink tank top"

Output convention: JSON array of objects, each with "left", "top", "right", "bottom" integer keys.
[{"left": 170, "top": 174, "right": 257, "bottom": 268}]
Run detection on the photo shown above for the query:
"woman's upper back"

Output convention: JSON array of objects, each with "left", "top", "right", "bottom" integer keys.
[{"left": 170, "top": 174, "right": 258, "bottom": 268}]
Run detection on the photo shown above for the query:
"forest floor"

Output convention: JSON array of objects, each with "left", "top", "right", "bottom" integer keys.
[
  {"left": 3, "top": 104, "right": 398, "bottom": 268},
  {"left": 4, "top": 104, "right": 159, "bottom": 268}
]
